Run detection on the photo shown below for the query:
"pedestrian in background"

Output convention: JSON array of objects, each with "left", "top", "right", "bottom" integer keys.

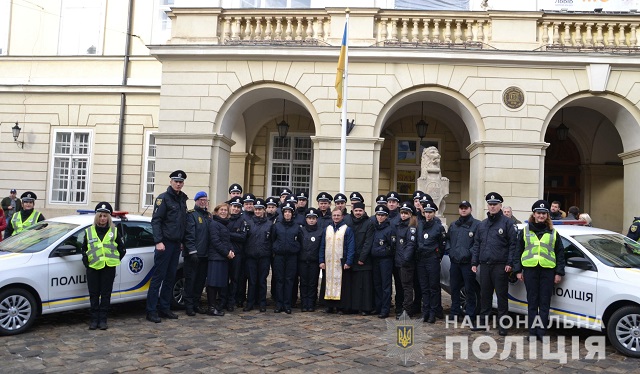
[
  {"left": 1, "top": 189, "right": 21, "bottom": 226},
  {"left": 146, "top": 170, "right": 188, "bottom": 323},
  {"left": 82, "top": 202, "right": 126, "bottom": 330}
]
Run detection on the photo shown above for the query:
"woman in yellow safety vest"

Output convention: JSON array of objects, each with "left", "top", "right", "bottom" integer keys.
[
  {"left": 514, "top": 199, "right": 565, "bottom": 341},
  {"left": 81, "top": 202, "right": 126, "bottom": 330}
]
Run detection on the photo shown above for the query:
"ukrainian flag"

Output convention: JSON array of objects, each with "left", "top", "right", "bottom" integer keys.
[{"left": 335, "top": 22, "right": 347, "bottom": 108}]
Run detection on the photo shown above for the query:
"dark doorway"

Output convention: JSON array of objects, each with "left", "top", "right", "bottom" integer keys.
[{"left": 544, "top": 127, "right": 581, "bottom": 211}]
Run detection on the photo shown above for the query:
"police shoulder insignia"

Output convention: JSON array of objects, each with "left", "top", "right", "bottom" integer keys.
[
  {"left": 409, "top": 228, "right": 416, "bottom": 234},
  {"left": 198, "top": 216, "right": 203, "bottom": 224},
  {"left": 498, "top": 228, "right": 504, "bottom": 235},
  {"left": 311, "top": 236, "right": 316, "bottom": 242},
  {"left": 155, "top": 198, "right": 162, "bottom": 206},
  {"left": 469, "top": 232, "right": 474, "bottom": 237},
  {"left": 632, "top": 225, "right": 638, "bottom": 233},
  {"left": 391, "top": 236, "right": 396, "bottom": 243},
  {"left": 379, "top": 239, "right": 385, "bottom": 246},
  {"left": 399, "top": 238, "right": 404, "bottom": 244},
  {"left": 410, "top": 236, "right": 415, "bottom": 241}
]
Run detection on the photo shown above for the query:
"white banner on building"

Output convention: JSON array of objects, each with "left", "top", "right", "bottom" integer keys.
[
  {"left": 395, "top": 0, "right": 470, "bottom": 10},
  {"left": 539, "top": 0, "right": 640, "bottom": 12}
]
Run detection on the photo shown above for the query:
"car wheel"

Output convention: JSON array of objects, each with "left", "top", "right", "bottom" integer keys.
[
  {"left": 459, "top": 284, "right": 481, "bottom": 317},
  {"left": 607, "top": 305, "right": 640, "bottom": 358},
  {"left": 171, "top": 271, "right": 185, "bottom": 309},
  {"left": 0, "top": 288, "right": 38, "bottom": 336}
]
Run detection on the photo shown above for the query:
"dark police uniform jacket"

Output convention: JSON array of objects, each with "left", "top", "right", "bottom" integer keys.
[
  {"left": 349, "top": 212, "right": 374, "bottom": 271},
  {"left": 371, "top": 220, "right": 396, "bottom": 258},
  {"left": 184, "top": 206, "right": 211, "bottom": 257},
  {"left": 271, "top": 219, "right": 302, "bottom": 255},
  {"left": 416, "top": 218, "right": 446, "bottom": 260},
  {"left": 245, "top": 215, "right": 273, "bottom": 259},
  {"left": 228, "top": 213, "right": 249, "bottom": 255},
  {"left": 298, "top": 223, "right": 324, "bottom": 263},
  {"left": 471, "top": 210, "right": 517, "bottom": 267},
  {"left": 627, "top": 217, "right": 640, "bottom": 242},
  {"left": 447, "top": 215, "right": 480, "bottom": 264},
  {"left": 208, "top": 215, "right": 231, "bottom": 261},
  {"left": 395, "top": 219, "right": 417, "bottom": 267},
  {"left": 152, "top": 186, "right": 188, "bottom": 244}
]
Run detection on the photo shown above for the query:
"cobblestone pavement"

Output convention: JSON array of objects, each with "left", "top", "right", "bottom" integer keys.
[{"left": 2, "top": 293, "right": 638, "bottom": 373}]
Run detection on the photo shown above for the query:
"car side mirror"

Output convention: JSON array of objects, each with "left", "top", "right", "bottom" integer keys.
[
  {"left": 566, "top": 257, "right": 594, "bottom": 270},
  {"left": 54, "top": 244, "right": 79, "bottom": 256}
]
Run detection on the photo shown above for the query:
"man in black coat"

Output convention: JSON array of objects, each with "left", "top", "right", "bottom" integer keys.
[
  {"left": 184, "top": 191, "right": 211, "bottom": 316},
  {"left": 146, "top": 170, "right": 189, "bottom": 323},
  {"left": 471, "top": 192, "right": 518, "bottom": 335}
]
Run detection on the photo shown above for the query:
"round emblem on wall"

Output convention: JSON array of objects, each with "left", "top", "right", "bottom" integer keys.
[{"left": 502, "top": 86, "right": 525, "bottom": 110}]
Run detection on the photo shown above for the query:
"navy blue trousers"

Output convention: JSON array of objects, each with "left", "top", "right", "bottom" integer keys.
[
  {"left": 245, "top": 256, "right": 270, "bottom": 309},
  {"left": 523, "top": 266, "right": 555, "bottom": 337},
  {"left": 449, "top": 261, "right": 480, "bottom": 318},
  {"left": 273, "top": 254, "right": 297, "bottom": 309},
  {"left": 372, "top": 257, "right": 393, "bottom": 315},
  {"left": 416, "top": 255, "right": 441, "bottom": 317},
  {"left": 146, "top": 241, "right": 181, "bottom": 313}
]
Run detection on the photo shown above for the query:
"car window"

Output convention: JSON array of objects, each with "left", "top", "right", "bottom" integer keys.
[
  {"left": 572, "top": 233, "right": 640, "bottom": 268},
  {"left": 0, "top": 222, "right": 80, "bottom": 253},
  {"left": 50, "top": 228, "right": 87, "bottom": 257},
  {"left": 121, "top": 221, "right": 155, "bottom": 249}
]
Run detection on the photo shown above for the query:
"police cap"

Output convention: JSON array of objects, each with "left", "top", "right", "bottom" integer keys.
[
  {"left": 485, "top": 192, "right": 504, "bottom": 204},
  {"left": 228, "top": 183, "right": 243, "bottom": 194},
  {"left": 265, "top": 197, "right": 278, "bottom": 206},
  {"left": 375, "top": 205, "right": 390, "bottom": 215},
  {"left": 532, "top": 199, "right": 550, "bottom": 213},
  {"left": 295, "top": 191, "right": 308, "bottom": 200},
  {"left": 349, "top": 192, "right": 364, "bottom": 203},
  {"left": 386, "top": 191, "right": 400, "bottom": 201},
  {"left": 375, "top": 195, "right": 387, "bottom": 205},
  {"left": 334, "top": 193, "right": 347, "bottom": 203},
  {"left": 95, "top": 201, "right": 113, "bottom": 215},
  {"left": 170, "top": 170, "right": 187, "bottom": 181},
  {"left": 242, "top": 193, "right": 256, "bottom": 203},
  {"left": 316, "top": 192, "right": 333, "bottom": 202},
  {"left": 421, "top": 200, "right": 438, "bottom": 212},
  {"left": 253, "top": 198, "right": 266, "bottom": 209},
  {"left": 399, "top": 201, "right": 415, "bottom": 215},
  {"left": 21, "top": 191, "right": 37, "bottom": 201},
  {"left": 229, "top": 197, "right": 243, "bottom": 206}
]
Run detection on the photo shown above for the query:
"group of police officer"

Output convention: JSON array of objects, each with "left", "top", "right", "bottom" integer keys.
[{"left": 143, "top": 170, "right": 572, "bottom": 339}]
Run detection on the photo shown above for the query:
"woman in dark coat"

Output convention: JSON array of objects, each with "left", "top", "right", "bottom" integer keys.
[
  {"left": 271, "top": 202, "right": 301, "bottom": 314},
  {"left": 342, "top": 202, "right": 374, "bottom": 315},
  {"left": 207, "top": 203, "right": 235, "bottom": 316}
]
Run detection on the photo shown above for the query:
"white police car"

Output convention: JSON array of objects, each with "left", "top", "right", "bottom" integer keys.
[
  {"left": 441, "top": 223, "right": 640, "bottom": 358},
  {"left": 0, "top": 212, "right": 185, "bottom": 335}
]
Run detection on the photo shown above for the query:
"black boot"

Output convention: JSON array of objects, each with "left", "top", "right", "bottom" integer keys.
[{"left": 89, "top": 319, "right": 98, "bottom": 330}]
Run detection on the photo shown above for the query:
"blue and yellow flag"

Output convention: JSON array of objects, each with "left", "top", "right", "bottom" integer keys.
[{"left": 335, "top": 22, "right": 347, "bottom": 108}]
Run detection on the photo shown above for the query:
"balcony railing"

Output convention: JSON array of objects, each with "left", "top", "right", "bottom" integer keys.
[{"left": 168, "top": 7, "right": 640, "bottom": 52}]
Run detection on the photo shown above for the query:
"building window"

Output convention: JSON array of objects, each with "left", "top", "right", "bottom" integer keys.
[
  {"left": 143, "top": 132, "right": 157, "bottom": 207},
  {"left": 151, "top": 0, "right": 174, "bottom": 44},
  {"left": 50, "top": 131, "right": 92, "bottom": 204},
  {"left": 268, "top": 133, "right": 312, "bottom": 197},
  {"left": 0, "top": 0, "right": 10, "bottom": 55},
  {"left": 394, "top": 138, "right": 440, "bottom": 201},
  {"left": 58, "top": 0, "right": 105, "bottom": 55}
]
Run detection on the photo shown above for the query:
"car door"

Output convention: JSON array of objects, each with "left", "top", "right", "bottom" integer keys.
[
  {"left": 47, "top": 226, "right": 91, "bottom": 310},
  {"left": 116, "top": 220, "right": 156, "bottom": 301},
  {"left": 549, "top": 237, "right": 598, "bottom": 328}
]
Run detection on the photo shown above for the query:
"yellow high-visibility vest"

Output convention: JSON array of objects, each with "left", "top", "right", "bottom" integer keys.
[
  {"left": 85, "top": 226, "right": 120, "bottom": 270},
  {"left": 521, "top": 226, "right": 557, "bottom": 268}
]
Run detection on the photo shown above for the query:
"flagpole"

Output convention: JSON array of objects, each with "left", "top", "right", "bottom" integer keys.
[{"left": 339, "top": 10, "right": 349, "bottom": 194}]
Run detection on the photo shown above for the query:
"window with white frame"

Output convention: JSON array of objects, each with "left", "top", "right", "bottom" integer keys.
[
  {"left": 0, "top": 0, "right": 9, "bottom": 55},
  {"left": 143, "top": 132, "right": 157, "bottom": 207},
  {"left": 268, "top": 133, "right": 312, "bottom": 197},
  {"left": 58, "top": 0, "right": 105, "bottom": 55},
  {"left": 151, "top": 0, "right": 174, "bottom": 44},
  {"left": 51, "top": 131, "right": 92, "bottom": 204}
]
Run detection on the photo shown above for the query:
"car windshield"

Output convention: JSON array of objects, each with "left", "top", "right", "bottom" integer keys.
[
  {"left": 572, "top": 233, "right": 640, "bottom": 268},
  {"left": 0, "top": 222, "right": 80, "bottom": 254}
]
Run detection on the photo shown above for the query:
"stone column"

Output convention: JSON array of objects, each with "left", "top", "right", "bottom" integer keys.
[
  {"left": 620, "top": 149, "right": 640, "bottom": 233},
  {"left": 467, "top": 140, "right": 548, "bottom": 218},
  {"left": 210, "top": 134, "right": 235, "bottom": 203}
]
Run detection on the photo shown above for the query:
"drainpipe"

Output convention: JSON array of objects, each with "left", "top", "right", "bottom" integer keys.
[{"left": 115, "top": 0, "right": 134, "bottom": 210}]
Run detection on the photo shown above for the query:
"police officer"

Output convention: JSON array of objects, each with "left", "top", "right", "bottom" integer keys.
[
  {"left": 316, "top": 192, "right": 333, "bottom": 305},
  {"left": 294, "top": 191, "right": 309, "bottom": 226},
  {"left": 184, "top": 191, "right": 211, "bottom": 316},
  {"left": 229, "top": 183, "right": 243, "bottom": 199},
  {"left": 6, "top": 191, "right": 45, "bottom": 237},
  {"left": 371, "top": 205, "right": 396, "bottom": 319},
  {"left": 627, "top": 216, "right": 640, "bottom": 242},
  {"left": 271, "top": 202, "right": 300, "bottom": 314},
  {"left": 415, "top": 200, "right": 446, "bottom": 323},
  {"left": 514, "top": 200, "right": 565, "bottom": 341},
  {"left": 243, "top": 198, "right": 272, "bottom": 312},
  {"left": 226, "top": 196, "right": 248, "bottom": 312},
  {"left": 298, "top": 208, "right": 324, "bottom": 312},
  {"left": 82, "top": 202, "right": 126, "bottom": 330},
  {"left": 471, "top": 192, "right": 518, "bottom": 335},
  {"left": 242, "top": 193, "right": 256, "bottom": 218},
  {"left": 146, "top": 170, "right": 188, "bottom": 323},
  {"left": 447, "top": 200, "right": 481, "bottom": 321},
  {"left": 395, "top": 202, "right": 417, "bottom": 318},
  {"left": 265, "top": 196, "right": 279, "bottom": 221},
  {"left": 386, "top": 191, "right": 403, "bottom": 314}
]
